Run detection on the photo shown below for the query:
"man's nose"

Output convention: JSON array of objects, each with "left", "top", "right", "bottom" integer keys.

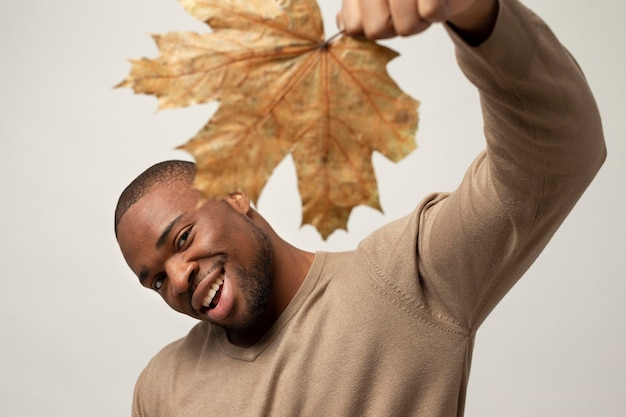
[{"left": 164, "top": 256, "right": 196, "bottom": 295}]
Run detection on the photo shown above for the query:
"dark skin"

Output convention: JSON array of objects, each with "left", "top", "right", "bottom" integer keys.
[
  {"left": 116, "top": 181, "right": 314, "bottom": 347},
  {"left": 117, "top": 0, "right": 498, "bottom": 347}
]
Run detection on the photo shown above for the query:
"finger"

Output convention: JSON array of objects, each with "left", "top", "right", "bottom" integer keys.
[
  {"left": 389, "top": 0, "right": 431, "bottom": 36},
  {"left": 338, "top": 0, "right": 364, "bottom": 36},
  {"left": 359, "top": 0, "right": 396, "bottom": 39},
  {"left": 417, "top": 0, "right": 470, "bottom": 23}
]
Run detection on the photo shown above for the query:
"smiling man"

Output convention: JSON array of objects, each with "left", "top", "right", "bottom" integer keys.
[
  {"left": 115, "top": 0, "right": 606, "bottom": 415},
  {"left": 115, "top": 168, "right": 313, "bottom": 346}
]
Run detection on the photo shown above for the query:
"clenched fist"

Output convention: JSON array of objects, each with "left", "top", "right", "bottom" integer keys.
[{"left": 337, "top": 0, "right": 499, "bottom": 43}]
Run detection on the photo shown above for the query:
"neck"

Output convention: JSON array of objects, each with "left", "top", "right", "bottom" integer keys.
[{"left": 229, "top": 210, "right": 314, "bottom": 347}]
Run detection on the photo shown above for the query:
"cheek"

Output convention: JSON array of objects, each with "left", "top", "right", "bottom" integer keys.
[
  {"left": 228, "top": 227, "right": 261, "bottom": 262},
  {"left": 205, "top": 214, "right": 253, "bottom": 249},
  {"left": 196, "top": 209, "right": 263, "bottom": 265}
]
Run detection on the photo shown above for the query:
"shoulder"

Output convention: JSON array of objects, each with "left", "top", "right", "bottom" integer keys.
[
  {"left": 358, "top": 192, "right": 447, "bottom": 260},
  {"left": 133, "top": 322, "right": 215, "bottom": 415},
  {"left": 138, "top": 321, "right": 212, "bottom": 383},
  {"left": 345, "top": 193, "right": 448, "bottom": 301}
]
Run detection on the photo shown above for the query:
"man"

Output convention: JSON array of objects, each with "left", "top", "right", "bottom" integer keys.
[{"left": 115, "top": 0, "right": 606, "bottom": 415}]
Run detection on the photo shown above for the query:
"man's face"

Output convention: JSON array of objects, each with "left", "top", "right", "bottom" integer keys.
[{"left": 117, "top": 182, "right": 273, "bottom": 334}]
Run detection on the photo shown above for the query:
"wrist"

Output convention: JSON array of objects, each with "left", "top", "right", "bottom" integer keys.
[{"left": 447, "top": 0, "right": 499, "bottom": 46}]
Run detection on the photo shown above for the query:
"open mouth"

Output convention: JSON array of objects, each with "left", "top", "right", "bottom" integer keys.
[{"left": 202, "top": 275, "right": 224, "bottom": 310}]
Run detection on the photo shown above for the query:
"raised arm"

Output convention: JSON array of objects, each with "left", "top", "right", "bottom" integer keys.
[{"left": 347, "top": 0, "right": 607, "bottom": 330}]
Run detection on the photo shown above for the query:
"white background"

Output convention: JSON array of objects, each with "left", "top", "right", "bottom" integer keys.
[{"left": 1, "top": 0, "right": 624, "bottom": 415}]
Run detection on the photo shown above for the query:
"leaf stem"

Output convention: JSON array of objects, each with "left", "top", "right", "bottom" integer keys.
[{"left": 322, "top": 31, "right": 344, "bottom": 49}]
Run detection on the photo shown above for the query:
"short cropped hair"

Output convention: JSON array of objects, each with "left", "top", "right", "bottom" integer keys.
[{"left": 114, "top": 160, "right": 196, "bottom": 237}]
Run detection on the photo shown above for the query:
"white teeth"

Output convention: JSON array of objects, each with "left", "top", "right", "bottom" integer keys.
[{"left": 202, "top": 276, "right": 224, "bottom": 308}]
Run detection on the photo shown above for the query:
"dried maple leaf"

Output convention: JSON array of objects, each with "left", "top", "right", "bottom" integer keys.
[{"left": 118, "top": 0, "right": 419, "bottom": 239}]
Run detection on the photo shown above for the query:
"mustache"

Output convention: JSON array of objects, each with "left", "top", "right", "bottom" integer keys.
[{"left": 190, "top": 255, "right": 226, "bottom": 294}]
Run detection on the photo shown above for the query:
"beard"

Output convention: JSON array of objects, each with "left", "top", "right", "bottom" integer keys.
[{"left": 222, "top": 219, "right": 273, "bottom": 335}]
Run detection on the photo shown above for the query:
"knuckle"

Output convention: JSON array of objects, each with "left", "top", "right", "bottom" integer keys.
[
  {"left": 363, "top": 20, "right": 394, "bottom": 39},
  {"left": 341, "top": 16, "right": 364, "bottom": 36},
  {"left": 418, "top": 0, "right": 445, "bottom": 21}
]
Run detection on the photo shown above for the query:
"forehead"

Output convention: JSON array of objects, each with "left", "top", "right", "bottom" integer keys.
[{"left": 116, "top": 183, "right": 199, "bottom": 260}]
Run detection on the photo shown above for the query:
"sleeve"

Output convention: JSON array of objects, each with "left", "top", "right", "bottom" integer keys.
[{"left": 417, "top": 0, "right": 606, "bottom": 330}]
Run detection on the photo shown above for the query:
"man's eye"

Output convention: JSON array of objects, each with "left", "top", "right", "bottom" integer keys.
[
  {"left": 153, "top": 274, "right": 166, "bottom": 291},
  {"left": 177, "top": 230, "right": 190, "bottom": 250}
]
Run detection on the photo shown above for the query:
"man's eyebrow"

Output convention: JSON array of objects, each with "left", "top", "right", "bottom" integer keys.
[
  {"left": 139, "top": 267, "right": 149, "bottom": 285},
  {"left": 156, "top": 213, "right": 186, "bottom": 249}
]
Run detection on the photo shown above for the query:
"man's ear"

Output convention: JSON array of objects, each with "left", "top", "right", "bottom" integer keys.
[{"left": 225, "top": 192, "right": 251, "bottom": 215}]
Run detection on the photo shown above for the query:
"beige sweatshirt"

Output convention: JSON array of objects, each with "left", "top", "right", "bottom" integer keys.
[{"left": 132, "top": 0, "right": 606, "bottom": 415}]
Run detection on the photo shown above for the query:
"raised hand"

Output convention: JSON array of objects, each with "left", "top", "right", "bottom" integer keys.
[{"left": 337, "top": 0, "right": 498, "bottom": 43}]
